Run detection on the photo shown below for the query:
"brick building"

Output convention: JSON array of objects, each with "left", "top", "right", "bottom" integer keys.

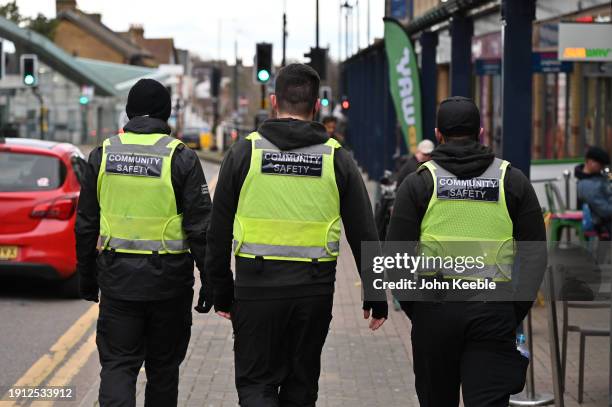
[{"left": 53, "top": 0, "right": 154, "bottom": 66}]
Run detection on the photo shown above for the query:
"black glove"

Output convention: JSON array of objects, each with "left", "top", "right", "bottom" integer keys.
[
  {"left": 194, "top": 285, "right": 213, "bottom": 313},
  {"left": 363, "top": 300, "right": 388, "bottom": 320},
  {"left": 79, "top": 277, "right": 99, "bottom": 303}
]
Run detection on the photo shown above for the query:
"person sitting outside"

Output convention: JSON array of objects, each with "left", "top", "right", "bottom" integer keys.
[{"left": 575, "top": 146, "right": 612, "bottom": 238}]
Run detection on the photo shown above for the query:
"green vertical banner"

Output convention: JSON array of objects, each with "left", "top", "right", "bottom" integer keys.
[{"left": 384, "top": 18, "right": 423, "bottom": 153}]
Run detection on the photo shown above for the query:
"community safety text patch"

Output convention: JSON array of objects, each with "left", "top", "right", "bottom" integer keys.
[
  {"left": 436, "top": 177, "right": 499, "bottom": 202},
  {"left": 105, "top": 153, "right": 163, "bottom": 178},
  {"left": 261, "top": 151, "right": 323, "bottom": 177}
]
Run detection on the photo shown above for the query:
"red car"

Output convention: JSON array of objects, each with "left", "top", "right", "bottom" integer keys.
[{"left": 0, "top": 138, "right": 84, "bottom": 296}]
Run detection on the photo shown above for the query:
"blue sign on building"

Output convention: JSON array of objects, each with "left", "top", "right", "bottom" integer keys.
[
  {"left": 474, "top": 53, "right": 573, "bottom": 76},
  {"left": 390, "top": 0, "right": 408, "bottom": 20},
  {"left": 475, "top": 59, "right": 501, "bottom": 76},
  {"left": 532, "top": 52, "right": 573, "bottom": 73}
]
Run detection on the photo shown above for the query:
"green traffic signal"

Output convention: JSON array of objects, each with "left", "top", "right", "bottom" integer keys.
[
  {"left": 24, "top": 74, "right": 35, "bottom": 86},
  {"left": 79, "top": 96, "right": 89, "bottom": 105},
  {"left": 321, "top": 98, "right": 330, "bottom": 107},
  {"left": 257, "top": 69, "right": 270, "bottom": 83}
]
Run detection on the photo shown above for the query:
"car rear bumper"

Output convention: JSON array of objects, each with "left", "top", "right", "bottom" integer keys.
[
  {"left": 0, "top": 261, "right": 63, "bottom": 280},
  {"left": 0, "top": 218, "right": 77, "bottom": 279}
]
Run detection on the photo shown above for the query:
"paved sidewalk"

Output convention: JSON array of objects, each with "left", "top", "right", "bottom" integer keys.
[
  {"left": 155, "top": 239, "right": 416, "bottom": 407},
  {"left": 76, "top": 174, "right": 611, "bottom": 407}
]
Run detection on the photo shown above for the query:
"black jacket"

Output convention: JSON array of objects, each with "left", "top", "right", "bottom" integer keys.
[
  {"left": 75, "top": 116, "right": 212, "bottom": 301},
  {"left": 205, "top": 118, "right": 387, "bottom": 318},
  {"left": 394, "top": 155, "right": 419, "bottom": 186},
  {"left": 386, "top": 139, "right": 547, "bottom": 322}
]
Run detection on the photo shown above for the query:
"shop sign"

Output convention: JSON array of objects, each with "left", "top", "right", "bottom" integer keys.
[{"left": 559, "top": 23, "right": 612, "bottom": 62}]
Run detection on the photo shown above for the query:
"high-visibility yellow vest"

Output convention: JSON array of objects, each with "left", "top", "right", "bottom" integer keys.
[
  {"left": 97, "top": 133, "right": 188, "bottom": 255},
  {"left": 419, "top": 158, "right": 514, "bottom": 282},
  {"left": 233, "top": 132, "right": 342, "bottom": 262}
]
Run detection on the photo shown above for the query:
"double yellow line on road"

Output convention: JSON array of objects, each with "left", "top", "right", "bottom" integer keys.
[
  {"left": 1, "top": 304, "right": 98, "bottom": 407},
  {"left": 2, "top": 169, "right": 220, "bottom": 407}
]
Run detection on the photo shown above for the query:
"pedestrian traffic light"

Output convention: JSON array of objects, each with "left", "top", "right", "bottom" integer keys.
[
  {"left": 304, "top": 47, "right": 327, "bottom": 80},
  {"left": 319, "top": 86, "right": 332, "bottom": 108},
  {"left": 20, "top": 54, "right": 38, "bottom": 87},
  {"left": 255, "top": 43, "right": 273, "bottom": 84},
  {"left": 341, "top": 96, "right": 350, "bottom": 111}
]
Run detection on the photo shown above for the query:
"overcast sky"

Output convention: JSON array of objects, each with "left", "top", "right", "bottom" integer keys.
[{"left": 14, "top": 0, "right": 385, "bottom": 64}]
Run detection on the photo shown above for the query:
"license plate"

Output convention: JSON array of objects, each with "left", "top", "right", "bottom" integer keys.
[{"left": 0, "top": 246, "right": 18, "bottom": 260}]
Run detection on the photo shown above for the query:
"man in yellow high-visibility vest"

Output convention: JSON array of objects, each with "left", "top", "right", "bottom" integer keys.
[
  {"left": 387, "top": 97, "right": 546, "bottom": 407},
  {"left": 206, "top": 64, "right": 387, "bottom": 406},
  {"left": 76, "top": 79, "right": 213, "bottom": 406}
]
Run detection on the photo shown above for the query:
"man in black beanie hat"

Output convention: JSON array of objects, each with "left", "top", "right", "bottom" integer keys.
[
  {"left": 75, "top": 78, "right": 213, "bottom": 406},
  {"left": 387, "top": 97, "right": 546, "bottom": 407},
  {"left": 575, "top": 146, "right": 612, "bottom": 237}
]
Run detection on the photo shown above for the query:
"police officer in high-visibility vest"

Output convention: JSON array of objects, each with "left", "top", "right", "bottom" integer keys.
[
  {"left": 205, "top": 63, "right": 388, "bottom": 406},
  {"left": 386, "top": 97, "right": 546, "bottom": 407},
  {"left": 75, "top": 79, "right": 212, "bottom": 407}
]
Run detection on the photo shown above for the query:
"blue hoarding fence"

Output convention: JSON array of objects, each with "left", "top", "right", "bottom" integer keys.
[{"left": 342, "top": 43, "right": 401, "bottom": 181}]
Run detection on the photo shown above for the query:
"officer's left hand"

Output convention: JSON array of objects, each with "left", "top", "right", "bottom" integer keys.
[
  {"left": 194, "top": 286, "right": 213, "bottom": 313},
  {"left": 363, "top": 310, "right": 386, "bottom": 331}
]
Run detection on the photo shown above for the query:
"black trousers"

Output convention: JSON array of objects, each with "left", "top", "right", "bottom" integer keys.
[
  {"left": 96, "top": 290, "right": 193, "bottom": 407},
  {"left": 232, "top": 295, "right": 334, "bottom": 407},
  {"left": 407, "top": 302, "right": 528, "bottom": 407}
]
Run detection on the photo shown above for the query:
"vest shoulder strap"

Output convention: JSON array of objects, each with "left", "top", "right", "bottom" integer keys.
[
  {"left": 325, "top": 137, "right": 342, "bottom": 149},
  {"left": 246, "top": 132, "right": 260, "bottom": 141}
]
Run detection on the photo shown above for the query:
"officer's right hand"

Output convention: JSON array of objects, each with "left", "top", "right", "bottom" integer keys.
[
  {"left": 194, "top": 286, "right": 213, "bottom": 313},
  {"left": 363, "top": 300, "right": 388, "bottom": 331}
]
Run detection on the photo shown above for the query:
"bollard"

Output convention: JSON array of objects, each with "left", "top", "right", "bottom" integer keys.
[
  {"left": 563, "top": 170, "right": 572, "bottom": 242},
  {"left": 509, "top": 310, "right": 556, "bottom": 406}
]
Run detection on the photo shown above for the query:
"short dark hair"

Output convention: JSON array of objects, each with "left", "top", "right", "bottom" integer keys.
[
  {"left": 322, "top": 116, "right": 337, "bottom": 125},
  {"left": 274, "top": 63, "right": 320, "bottom": 116}
]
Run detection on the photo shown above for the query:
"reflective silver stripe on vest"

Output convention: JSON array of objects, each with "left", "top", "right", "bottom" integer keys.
[
  {"left": 104, "top": 135, "right": 175, "bottom": 156},
  {"left": 101, "top": 236, "right": 188, "bottom": 252},
  {"left": 234, "top": 241, "right": 340, "bottom": 259},
  {"left": 254, "top": 137, "right": 333, "bottom": 155},
  {"left": 431, "top": 157, "right": 504, "bottom": 179}
]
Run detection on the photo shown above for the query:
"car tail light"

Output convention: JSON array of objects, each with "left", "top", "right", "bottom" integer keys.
[{"left": 31, "top": 195, "right": 78, "bottom": 220}]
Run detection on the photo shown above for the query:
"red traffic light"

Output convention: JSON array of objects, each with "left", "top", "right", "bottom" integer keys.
[{"left": 341, "top": 99, "right": 350, "bottom": 110}]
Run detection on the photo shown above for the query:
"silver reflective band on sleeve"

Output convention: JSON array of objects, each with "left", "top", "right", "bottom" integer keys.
[
  {"left": 234, "top": 241, "right": 340, "bottom": 259},
  {"left": 101, "top": 236, "right": 188, "bottom": 252}
]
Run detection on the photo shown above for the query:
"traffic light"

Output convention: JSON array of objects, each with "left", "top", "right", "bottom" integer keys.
[
  {"left": 21, "top": 54, "right": 38, "bottom": 87},
  {"left": 304, "top": 47, "right": 327, "bottom": 80},
  {"left": 79, "top": 85, "right": 94, "bottom": 105},
  {"left": 319, "top": 86, "right": 332, "bottom": 108},
  {"left": 255, "top": 43, "right": 273, "bottom": 84},
  {"left": 341, "top": 96, "right": 350, "bottom": 112},
  {"left": 210, "top": 66, "right": 221, "bottom": 98}
]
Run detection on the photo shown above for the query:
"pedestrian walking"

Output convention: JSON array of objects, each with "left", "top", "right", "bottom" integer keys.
[
  {"left": 206, "top": 63, "right": 388, "bottom": 407},
  {"left": 75, "top": 78, "right": 212, "bottom": 407}
]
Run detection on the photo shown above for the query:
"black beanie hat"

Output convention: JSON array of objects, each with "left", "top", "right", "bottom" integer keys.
[
  {"left": 586, "top": 146, "right": 610, "bottom": 166},
  {"left": 126, "top": 79, "right": 171, "bottom": 121}
]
